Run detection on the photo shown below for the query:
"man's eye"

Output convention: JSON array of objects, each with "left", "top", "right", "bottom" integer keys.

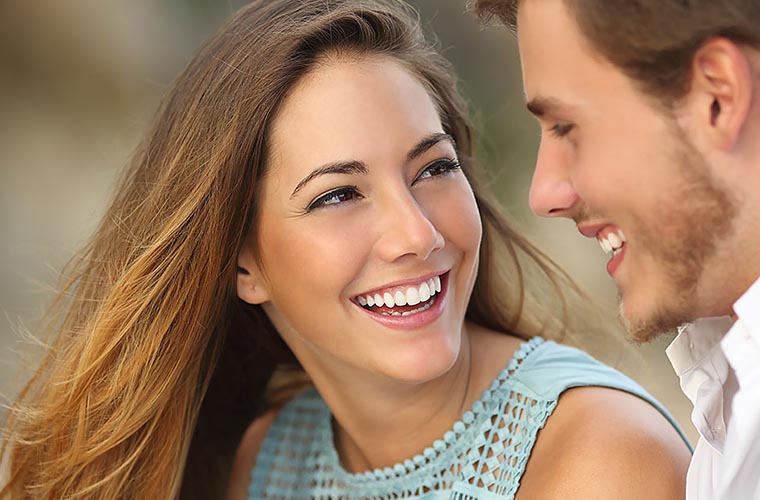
[
  {"left": 415, "top": 158, "right": 461, "bottom": 182},
  {"left": 549, "top": 123, "right": 574, "bottom": 138},
  {"left": 306, "top": 186, "right": 361, "bottom": 212}
]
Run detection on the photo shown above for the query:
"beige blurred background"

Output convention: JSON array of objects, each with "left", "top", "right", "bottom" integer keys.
[{"left": 0, "top": 0, "right": 695, "bottom": 443}]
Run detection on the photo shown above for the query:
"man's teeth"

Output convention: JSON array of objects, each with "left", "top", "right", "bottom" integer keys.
[
  {"left": 597, "top": 229, "right": 626, "bottom": 254},
  {"left": 358, "top": 275, "right": 442, "bottom": 310}
]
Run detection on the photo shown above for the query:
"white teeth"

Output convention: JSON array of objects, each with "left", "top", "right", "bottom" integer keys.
[
  {"left": 419, "top": 282, "right": 431, "bottom": 302},
  {"left": 358, "top": 274, "right": 444, "bottom": 311},
  {"left": 597, "top": 230, "right": 626, "bottom": 254},
  {"left": 406, "top": 286, "right": 421, "bottom": 306},
  {"left": 600, "top": 238, "right": 612, "bottom": 254},
  {"left": 608, "top": 233, "right": 622, "bottom": 248}
]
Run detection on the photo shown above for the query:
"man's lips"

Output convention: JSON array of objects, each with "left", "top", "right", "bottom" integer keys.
[
  {"left": 577, "top": 222, "right": 627, "bottom": 276},
  {"left": 606, "top": 245, "right": 626, "bottom": 276},
  {"left": 577, "top": 222, "right": 609, "bottom": 238}
]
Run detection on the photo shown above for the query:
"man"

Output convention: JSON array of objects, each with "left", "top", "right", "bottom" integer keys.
[{"left": 472, "top": 1, "right": 760, "bottom": 499}]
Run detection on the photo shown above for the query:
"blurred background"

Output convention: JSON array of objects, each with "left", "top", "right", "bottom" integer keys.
[{"left": 0, "top": 0, "right": 694, "bottom": 443}]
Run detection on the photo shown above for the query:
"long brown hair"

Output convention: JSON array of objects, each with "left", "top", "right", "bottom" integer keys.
[{"left": 2, "top": 1, "right": 599, "bottom": 498}]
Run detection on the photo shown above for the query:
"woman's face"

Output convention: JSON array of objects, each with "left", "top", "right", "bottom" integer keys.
[{"left": 238, "top": 55, "right": 482, "bottom": 384}]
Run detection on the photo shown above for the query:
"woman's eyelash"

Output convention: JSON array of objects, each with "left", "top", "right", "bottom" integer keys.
[
  {"left": 306, "top": 185, "right": 361, "bottom": 212},
  {"left": 549, "top": 123, "right": 574, "bottom": 138},
  {"left": 305, "top": 158, "right": 460, "bottom": 213},
  {"left": 416, "top": 158, "right": 461, "bottom": 181}
]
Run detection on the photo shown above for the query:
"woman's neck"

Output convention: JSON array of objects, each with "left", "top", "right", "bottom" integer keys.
[
  {"left": 331, "top": 336, "right": 473, "bottom": 472},
  {"left": 304, "top": 324, "right": 522, "bottom": 473}
]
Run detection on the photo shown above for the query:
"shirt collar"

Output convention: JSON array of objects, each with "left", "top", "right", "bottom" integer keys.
[
  {"left": 664, "top": 276, "right": 760, "bottom": 453},
  {"left": 667, "top": 317, "right": 734, "bottom": 452},
  {"left": 666, "top": 317, "right": 732, "bottom": 377}
]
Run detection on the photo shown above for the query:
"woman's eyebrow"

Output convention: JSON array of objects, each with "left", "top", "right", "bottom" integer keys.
[
  {"left": 290, "top": 161, "right": 368, "bottom": 199},
  {"left": 289, "top": 132, "right": 456, "bottom": 199},
  {"left": 408, "top": 132, "right": 456, "bottom": 161}
]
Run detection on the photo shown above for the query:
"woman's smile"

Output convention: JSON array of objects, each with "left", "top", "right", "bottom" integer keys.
[{"left": 352, "top": 271, "right": 449, "bottom": 330}]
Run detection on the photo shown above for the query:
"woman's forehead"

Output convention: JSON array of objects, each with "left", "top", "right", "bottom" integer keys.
[{"left": 267, "top": 56, "right": 444, "bottom": 176}]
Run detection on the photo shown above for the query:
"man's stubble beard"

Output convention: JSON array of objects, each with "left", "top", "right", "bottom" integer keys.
[{"left": 621, "top": 131, "right": 738, "bottom": 343}]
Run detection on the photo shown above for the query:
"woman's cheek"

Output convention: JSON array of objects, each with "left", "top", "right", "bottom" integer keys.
[{"left": 420, "top": 179, "right": 482, "bottom": 249}]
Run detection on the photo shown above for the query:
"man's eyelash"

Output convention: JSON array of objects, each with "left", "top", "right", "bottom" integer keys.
[{"left": 549, "top": 123, "right": 574, "bottom": 138}]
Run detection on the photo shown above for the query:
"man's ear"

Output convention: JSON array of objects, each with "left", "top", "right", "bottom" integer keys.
[
  {"left": 688, "top": 37, "right": 754, "bottom": 151},
  {"left": 236, "top": 245, "right": 271, "bottom": 305}
]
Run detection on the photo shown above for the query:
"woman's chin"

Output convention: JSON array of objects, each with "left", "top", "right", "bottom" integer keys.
[{"left": 370, "top": 337, "right": 462, "bottom": 385}]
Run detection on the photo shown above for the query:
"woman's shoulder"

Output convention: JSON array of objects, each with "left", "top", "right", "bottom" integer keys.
[
  {"left": 472, "top": 331, "right": 690, "bottom": 498},
  {"left": 511, "top": 339, "right": 662, "bottom": 404},
  {"left": 475, "top": 331, "right": 638, "bottom": 400},
  {"left": 515, "top": 385, "right": 691, "bottom": 499},
  {"left": 225, "top": 387, "right": 324, "bottom": 500},
  {"left": 226, "top": 410, "right": 279, "bottom": 500}
]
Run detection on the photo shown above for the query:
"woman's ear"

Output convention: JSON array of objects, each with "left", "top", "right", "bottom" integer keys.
[{"left": 236, "top": 246, "right": 271, "bottom": 305}]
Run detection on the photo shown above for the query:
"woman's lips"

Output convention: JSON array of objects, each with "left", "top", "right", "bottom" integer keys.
[{"left": 354, "top": 272, "right": 449, "bottom": 330}]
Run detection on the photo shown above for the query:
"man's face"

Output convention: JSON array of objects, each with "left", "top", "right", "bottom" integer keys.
[{"left": 517, "top": 0, "right": 737, "bottom": 341}]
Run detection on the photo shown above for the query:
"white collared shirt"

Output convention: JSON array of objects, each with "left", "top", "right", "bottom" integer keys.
[{"left": 666, "top": 278, "right": 760, "bottom": 500}]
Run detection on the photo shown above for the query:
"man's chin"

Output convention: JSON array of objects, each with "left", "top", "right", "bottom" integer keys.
[{"left": 619, "top": 301, "right": 692, "bottom": 344}]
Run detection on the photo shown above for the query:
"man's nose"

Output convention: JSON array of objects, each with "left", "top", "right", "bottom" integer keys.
[{"left": 528, "top": 140, "right": 580, "bottom": 218}]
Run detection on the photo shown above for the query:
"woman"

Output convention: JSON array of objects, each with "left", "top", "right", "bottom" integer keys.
[{"left": 1, "top": 1, "right": 690, "bottom": 499}]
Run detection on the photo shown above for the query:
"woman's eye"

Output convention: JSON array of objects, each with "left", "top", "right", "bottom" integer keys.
[
  {"left": 549, "top": 123, "right": 574, "bottom": 138},
  {"left": 307, "top": 186, "right": 361, "bottom": 212},
  {"left": 415, "top": 158, "right": 461, "bottom": 182}
]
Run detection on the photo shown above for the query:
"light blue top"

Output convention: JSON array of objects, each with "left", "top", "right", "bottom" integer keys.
[{"left": 248, "top": 337, "right": 690, "bottom": 499}]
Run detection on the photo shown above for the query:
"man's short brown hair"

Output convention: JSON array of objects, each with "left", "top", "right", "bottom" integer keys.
[{"left": 473, "top": 0, "right": 760, "bottom": 107}]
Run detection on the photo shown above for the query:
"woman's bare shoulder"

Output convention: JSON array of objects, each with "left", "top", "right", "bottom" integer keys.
[
  {"left": 226, "top": 410, "right": 279, "bottom": 500},
  {"left": 516, "top": 386, "right": 690, "bottom": 500}
]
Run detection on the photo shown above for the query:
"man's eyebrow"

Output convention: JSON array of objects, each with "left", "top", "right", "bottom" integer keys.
[
  {"left": 408, "top": 132, "right": 456, "bottom": 161},
  {"left": 290, "top": 161, "right": 368, "bottom": 199},
  {"left": 526, "top": 96, "right": 569, "bottom": 118},
  {"left": 289, "top": 132, "right": 457, "bottom": 200}
]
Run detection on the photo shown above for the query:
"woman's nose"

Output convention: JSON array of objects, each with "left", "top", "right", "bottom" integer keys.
[{"left": 374, "top": 192, "right": 445, "bottom": 263}]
